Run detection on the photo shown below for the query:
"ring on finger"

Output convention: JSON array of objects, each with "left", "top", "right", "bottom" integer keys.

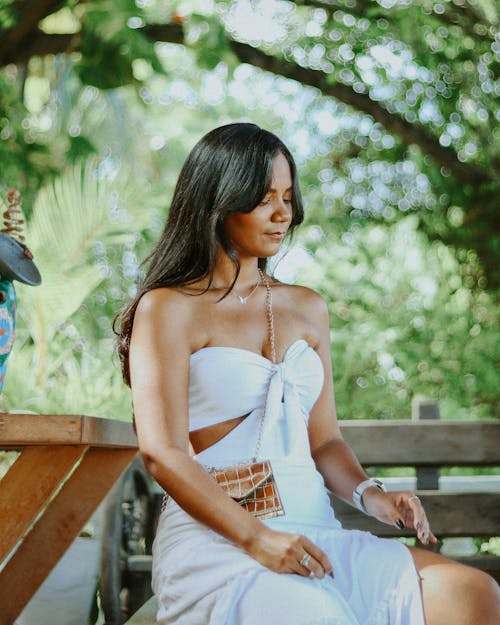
[{"left": 300, "top": 554, "right": 312, "bottom": 568}]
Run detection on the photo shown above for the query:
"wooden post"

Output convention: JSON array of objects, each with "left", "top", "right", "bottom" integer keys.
[
  {"left": 412, "top": 398, "right": 440, "bottom": 490},
  {"left": 0, "top": 445, "right": 88, "bottom": 564},
  {"left": 0, "top": 447, "right": 138, "bottom": 625}
]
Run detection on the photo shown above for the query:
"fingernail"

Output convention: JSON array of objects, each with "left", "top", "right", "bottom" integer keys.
[{"left": 396, "top": 519, "right": 405, "bottom": 529}]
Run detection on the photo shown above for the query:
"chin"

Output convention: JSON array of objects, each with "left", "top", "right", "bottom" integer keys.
[
  {"left": 258, "top": 246, "right": 282, "bottom": 259},
  {"left": 237, "top": 242, "right": 283, "bottom": 260}
]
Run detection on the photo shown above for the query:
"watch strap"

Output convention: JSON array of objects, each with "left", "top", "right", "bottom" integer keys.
[{"left": 353, "top": 478, "right": 386, "bottom": 514}]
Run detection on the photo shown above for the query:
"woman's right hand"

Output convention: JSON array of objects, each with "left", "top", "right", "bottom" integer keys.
[{"left": 245, "top": 526, "right": 333, "bottom": 579}]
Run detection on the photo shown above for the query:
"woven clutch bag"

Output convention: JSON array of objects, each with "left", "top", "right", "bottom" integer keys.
[{"left": 208, "top": 460, "right": 284, "bottom": 520}]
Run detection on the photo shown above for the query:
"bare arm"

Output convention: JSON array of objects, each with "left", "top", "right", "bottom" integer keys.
[
  {"left": 306, "top": 294, "right": 368, "bottom": 501},
  {"left": 129, "top": 288, "right": 333, "bottom": 577},
  {"left": 307, "top": 293, "right": 436, "bottom": 545},
  {"left": 129, "top": 289, "right": 263, "bottom": 548}
]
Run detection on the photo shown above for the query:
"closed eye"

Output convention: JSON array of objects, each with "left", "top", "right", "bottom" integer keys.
[{"left": 258, "top": 195, "right": 292, "bottom": 206}]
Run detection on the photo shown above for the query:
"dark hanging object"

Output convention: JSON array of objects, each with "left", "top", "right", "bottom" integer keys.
[
  {"left": 0, "top": 189, "right": 42, "bottom": 392},
  {"left": 0, "top": 189, "right": 41, "bottom": 286}
]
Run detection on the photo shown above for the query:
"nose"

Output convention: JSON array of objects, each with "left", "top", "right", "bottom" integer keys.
[{"left": 272, "top": 198, "right": 292, "bottom": 222}]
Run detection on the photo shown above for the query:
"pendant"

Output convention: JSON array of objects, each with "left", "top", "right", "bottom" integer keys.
[{"left": 234, "top": 270, "right": 262, "bottom": 304}]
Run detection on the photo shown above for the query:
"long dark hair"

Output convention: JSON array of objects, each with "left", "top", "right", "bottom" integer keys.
[{"left": 115, "top": 122, "right": 304, "bottom": 385}]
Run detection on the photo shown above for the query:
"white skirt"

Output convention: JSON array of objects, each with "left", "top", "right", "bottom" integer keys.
[{"left": 152, "top": 461, "right": 425, "bottom": 625}]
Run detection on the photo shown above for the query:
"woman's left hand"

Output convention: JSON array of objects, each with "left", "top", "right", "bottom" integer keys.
[{"left": 361, "top": 488, "right": 438, "bottom": 546}]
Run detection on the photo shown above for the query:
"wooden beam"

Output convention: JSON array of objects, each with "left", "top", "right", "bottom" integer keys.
[
  {"left": 0, "top": 413, "right": 83, "bottom": 446},
  {"left": 0, "top": 445, "right": 87, "bottom": 564},
  {"left": 81, "top": 415, "right": 138, "bottom": 447},
  {"left": 0, "top": 447, "right": 138, "bottom": 625},
  {"left": 339, "top": 420, "right": 500, "bottom": 466},
  {"left": 331, "top": 491, "right": 500, "bottom": 537},
  {"left": 0, "top": 413, "right": 137, "bottom": 448}
]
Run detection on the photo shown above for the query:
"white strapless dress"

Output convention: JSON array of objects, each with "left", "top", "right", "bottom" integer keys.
[{"left": 152, "top": 340, "right": 425, "bottom": 625}]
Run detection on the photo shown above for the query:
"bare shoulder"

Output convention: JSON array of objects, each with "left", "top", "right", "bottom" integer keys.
[
  {"left": 272, "top": 278, "right": 328, "bottom": 318},
  {"left": 132, "top": 287, "right": 202, "bottom": 346},
  {"left": 270, "top": 278, "right": 329, "bottom": 350},
  {"left": 135, "top": 286, "right": 194, "bottom": 321}
]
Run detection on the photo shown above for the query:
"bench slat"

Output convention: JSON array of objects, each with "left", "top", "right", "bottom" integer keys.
[
  {"left": 331, "top": 491, "right": 500, "bottom": 537},
  {"left": 339, "top": 420, "right": 500, "bottom": 466},
  {"left": 456, "top": 555, "right": 500, "bottom": 581}
]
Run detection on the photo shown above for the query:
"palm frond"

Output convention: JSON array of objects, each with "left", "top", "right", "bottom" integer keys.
[{"left": 14, "top": 157, "right": 144, "bottom": 386}]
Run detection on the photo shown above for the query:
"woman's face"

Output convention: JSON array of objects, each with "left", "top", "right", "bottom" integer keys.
[{"left": 223, "top": 152, "right": 293, "bottom": 259}]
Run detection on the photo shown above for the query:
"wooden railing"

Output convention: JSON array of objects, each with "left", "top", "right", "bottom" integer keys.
[{"left": 0, "top": 412, "right": 138, "bottom": 625}]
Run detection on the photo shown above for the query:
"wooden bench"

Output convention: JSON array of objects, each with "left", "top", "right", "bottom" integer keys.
[
  {"left": 334, "top": 417, "right": 500, "bottom": 578},
  {"left": 124, "top": 415, "right": 500, "bottom": 624},
  {"left": 0, "top": 412, "right": 138, "bottom": 625}
]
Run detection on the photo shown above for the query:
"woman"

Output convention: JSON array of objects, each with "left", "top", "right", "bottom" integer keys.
[{"left": 116, "top": 123, "right": 499, "bottom": 625}]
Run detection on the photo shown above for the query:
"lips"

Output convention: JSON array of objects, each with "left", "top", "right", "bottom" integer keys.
[{"left": 266, "top": 231, "right": 286, "bottom": 238}]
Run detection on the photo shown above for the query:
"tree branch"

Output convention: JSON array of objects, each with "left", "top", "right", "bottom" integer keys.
[
  {"left": 229, "top": 41, "right": 492, "bottom": 185},
  {"left": 458, "top": 0, "right": 498, "bottom": 28},
  {"left": 291, "top": 0, "right": 365, "bottom": 17},
  {"left": 0, "top": 24, "right": 184, "bottom": 66},
  {"left": 435, "top": 4, "right": 496, "bottom": 42},
  {"left": 0, "top": 17, "right": 493, "bottom": 185},
  {"left": 0, "top": 0, "right": 66, "bottom": 64},
  {"left": 143, "top": 24, "right": 185, "bottom": 45},
  {"left": 290, "top": 0, "right": 495, "bottom": 41}
]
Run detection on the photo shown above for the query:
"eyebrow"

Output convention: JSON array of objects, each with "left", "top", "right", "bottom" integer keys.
[{"left": 266, "top": 186, "right": 293, "bottom": 193}]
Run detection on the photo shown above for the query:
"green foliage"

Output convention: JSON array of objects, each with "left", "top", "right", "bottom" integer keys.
[
  {"left": 215, "top": 0, "right": 499, "bottom": 285},
  {"left": 76, "top": 0, "right": 165, "bottom": 89},
  {"left": 481, "top": 537, "right": 500, "bottom": 557},
  {"left": 0, "top": 68, "right": 59, "bottom": 210},
  {"left": 186, "top": 14, "right": 235, "bottom": 71},
  {"left": 3, "top": 335, "right": 132, "bottom": 418},
  {"left": 0, "top": 0, "right": 17, "bottom": 30},
  {"left": 0, "top": 0, "right": 498, "bottom": 424},
  {"left": 1, "top": 157, "right": 150, "bottom": 415},
  {"left": 298, "top": 216, "right": 499, "bottom": 420},
  {"left": 67, "top": 134, "right": 96, "bottom": 161},
  {"left": 77, "top": 29, "right": 136, "bottom": 89}
]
